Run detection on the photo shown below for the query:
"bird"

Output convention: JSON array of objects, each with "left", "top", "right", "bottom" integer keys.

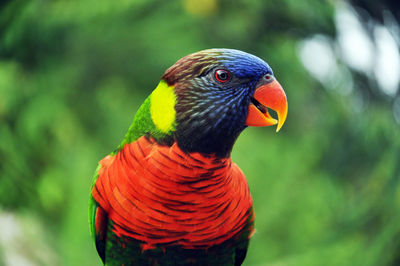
[{"left": 89, "top": 48, "right": 288, "bottom": 266}]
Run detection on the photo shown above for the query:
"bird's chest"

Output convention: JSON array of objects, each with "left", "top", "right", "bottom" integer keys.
[{"left": 93, "top": 136, "right": 254, "bottom": 250}]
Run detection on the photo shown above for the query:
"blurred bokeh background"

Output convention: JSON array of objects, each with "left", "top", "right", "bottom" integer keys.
[{"left": 1, "top": 0, "right": 400, "bottom": 265}]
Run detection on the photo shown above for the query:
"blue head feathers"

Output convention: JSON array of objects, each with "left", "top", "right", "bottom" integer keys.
[
  {"left": 215, "top": 49, "right": 273, "bottom": 79},
  {"left": 162, "top": 48, "right": 275, "bottom": 157}
]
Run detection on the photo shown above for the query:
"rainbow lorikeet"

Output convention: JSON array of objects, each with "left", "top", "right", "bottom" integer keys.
[{"left": 89, "top": 48, "right": 288, "bottom": 266}]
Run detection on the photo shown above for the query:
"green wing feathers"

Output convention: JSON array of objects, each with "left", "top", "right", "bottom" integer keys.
[{"left": 89, "top": 164, "right": 107, "bottom": 263}]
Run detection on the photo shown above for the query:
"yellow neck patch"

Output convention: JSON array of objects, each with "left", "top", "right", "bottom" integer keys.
[{"left": 150, "top": 80, "right": 176, "bottom": 133}]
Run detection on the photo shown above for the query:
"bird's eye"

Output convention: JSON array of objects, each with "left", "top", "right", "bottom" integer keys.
[
  {"left": 214, "top": 69, "right": 230, "bottom": 83},
  {"left": 264, "top": 74, "right": 274, "bottom": 82}
]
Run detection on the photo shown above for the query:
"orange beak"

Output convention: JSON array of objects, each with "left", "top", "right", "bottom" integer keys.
[{"left": 245, "top": 79, "right": 288, "bottom": 132}]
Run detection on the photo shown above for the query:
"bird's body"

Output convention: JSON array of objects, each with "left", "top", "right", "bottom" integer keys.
[
  {"left": 91, "top": 136, "right": 253, "bottom": 265},
  {"left": 89, "top": 49, "right": 287, "bottom": 265}
]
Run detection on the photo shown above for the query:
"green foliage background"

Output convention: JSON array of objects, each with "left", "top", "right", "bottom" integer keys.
[{"left": 0, "top": 0, "right": 399, "bottom": 265}]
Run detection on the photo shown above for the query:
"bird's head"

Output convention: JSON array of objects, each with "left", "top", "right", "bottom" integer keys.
[{"left": 135, "top": 48, "right": 287, "bottom": 157}]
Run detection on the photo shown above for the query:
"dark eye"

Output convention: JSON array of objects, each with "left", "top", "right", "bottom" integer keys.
[
  {"left": 264, "top": 74, "right": 274, "bottom": 82},
  {"left": 214, "top": 69, "right": 230, "bottom": 83}
]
